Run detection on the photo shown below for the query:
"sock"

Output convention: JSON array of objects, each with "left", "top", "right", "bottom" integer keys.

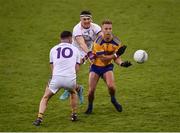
[
  {"left": 38, "top": 113, "right": 43, "bottom": 119},
  {"left": 111, "top": 96, "right": 117, "bottom": 103},
  {"left": 88, "top": 103, "right": 93, "bottom": 110},
  {"left": 72, "top": 108, "right": 77, "bottom": 114}
]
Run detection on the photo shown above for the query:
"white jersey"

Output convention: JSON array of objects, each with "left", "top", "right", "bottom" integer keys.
[
  {"left": 49, "top": 43, "right": 81, "bottom": 78},
  {"left": 72, "top": 22, "right": 101, "bottom": 51}
]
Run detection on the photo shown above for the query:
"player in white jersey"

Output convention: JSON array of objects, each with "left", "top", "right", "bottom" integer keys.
[
  {"left": 72, "top": 18, "right": 101, "bottom": 58},
  {"left": 59, "top": 10, "right": 102, "bottom": 102},
  {"left": 33, "top": 31, "right": 80, "bottom": 126}
]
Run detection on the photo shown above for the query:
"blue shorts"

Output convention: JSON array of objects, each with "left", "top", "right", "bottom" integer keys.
[{"left": 90, "top": 64, "right": 114, "bottom": 77}]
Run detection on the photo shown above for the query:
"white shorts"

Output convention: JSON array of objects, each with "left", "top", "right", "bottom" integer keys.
[{"left": 48, "top": 76, "right": 76, "bottom": 94}]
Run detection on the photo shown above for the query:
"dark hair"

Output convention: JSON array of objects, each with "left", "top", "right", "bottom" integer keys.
[
  {"left": 60, "top": 31, "right": 72, "bottom": 39},
  {"left": 80, "top": 10, "right": 91, "bottom": 16},
  {"left": 102, "top": 19, "right": 112, "bottom": 25}
]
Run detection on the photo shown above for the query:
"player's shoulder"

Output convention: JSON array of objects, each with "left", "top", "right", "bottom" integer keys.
[
  {"left": 91, "top": 22, "right": 100, "bottom": 28},
  {"left": 91, "top": 23, "right": 101, "bottom": 31},
  {"left": 71, "top": 44, "right": 78, "bottom": 50},
  {"left": 50, "top": 43, "right": 60, "bottom": 51},
  {"left": 73, "top": 22, "right": 82, "bottom": 36},
  {"left": 95, "top": 35, "right": 103, "bottom": 45},
  {"left": 73, "top": 22, "right": 81, "bottom": 30},
  {"left": 112, "top": 35, "right": 122, "bottom": 45},
  {"left": 70, "top": 44, "right": 79, "bottom": 52},
  {"left": 71, "top": 45, "right": 80, "bottom": 56}
]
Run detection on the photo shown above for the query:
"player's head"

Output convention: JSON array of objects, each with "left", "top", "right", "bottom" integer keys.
[
  {"left": 101, "top": 20, "right": 113, "bottom": 40},
  {"left": 60, "top": 31, "right": 72, "bottom": 44},
  {"left": 80, "top": 10, "right": 92, "bottom": 29}
]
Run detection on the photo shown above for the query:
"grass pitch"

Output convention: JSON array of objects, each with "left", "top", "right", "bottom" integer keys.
[{"left": 0, "top": 0, "right": 180, "bottom": 131}]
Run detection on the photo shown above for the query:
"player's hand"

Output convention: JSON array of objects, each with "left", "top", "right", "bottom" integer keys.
[
  {"left": 87, "top": 51, "right": 96, "bottom": 61},
  {"left": 120, "top": 61, "right": 132, "bottom": 67},
  {"left": 115, "top": 45, "right": 127, "bottom": 57}
]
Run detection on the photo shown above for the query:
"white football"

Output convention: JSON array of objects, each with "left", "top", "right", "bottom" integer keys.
[{"left": 133, "top": 50, "right": 148, "bottom": 63}]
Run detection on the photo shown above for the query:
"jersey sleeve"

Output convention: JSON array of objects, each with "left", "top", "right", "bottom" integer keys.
[
  {"left": 93, "top": 23, "right": 101, "bottom": 35},
  {"left": 49, "top": 49, "right": 53, "bottom": 64},
  {"left": 73, "top": 24, "right": 82, "bottom": 37},
  {"left": 113, "top": 36, "right": 122, "bottom": 51}
]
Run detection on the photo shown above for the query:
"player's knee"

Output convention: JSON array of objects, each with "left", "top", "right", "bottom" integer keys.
[
  {"left": 42, "top": 95, "right": 50, "bottom": 101},
  {"left": 88, "top": 89, "right": 95, "bottom": 97},
  {"left": 70, "top": 89, "right": 77, "bottom": 95},
  {"left": 108, "top": 86, "right": 115, "bottom": 95},
  {"left": 107, "top": 84, "right": 115, "bottom": 90}
]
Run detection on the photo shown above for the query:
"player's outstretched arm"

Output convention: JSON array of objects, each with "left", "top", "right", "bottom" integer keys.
[
  {"left": 75, "top": 36, "right": 89, "bottom": 53},
  {"left": 114, "top": 45, "right": 127, "bottom": 57}
]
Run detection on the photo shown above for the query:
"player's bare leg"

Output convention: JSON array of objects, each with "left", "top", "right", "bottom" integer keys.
[
  {"left": 69, "top": 89, "right": 78, "bottom": 121},
  {"left": 85, "top": 72, "right": 100, "bottom": 114},
  {"left": 103, "top": 71, "right": 122, "bottom": 112},
  {"left": 75, "top": 84, "right": 84, "bottom": 104},
  {"left": 33, "top": 86, "right": 54, "bottom": 126}
]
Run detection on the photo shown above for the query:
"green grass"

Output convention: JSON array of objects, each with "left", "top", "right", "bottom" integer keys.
[{"left": 0, "top": 0, "right": 180, "bottom": 131}]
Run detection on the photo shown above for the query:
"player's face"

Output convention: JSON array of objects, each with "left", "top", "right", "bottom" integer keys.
[
  {"left": 80, "top": 17, "right": 92, "bottom": 29},
  {"left": 102, "top": 24, "right": 112, "bottom": 38}
]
